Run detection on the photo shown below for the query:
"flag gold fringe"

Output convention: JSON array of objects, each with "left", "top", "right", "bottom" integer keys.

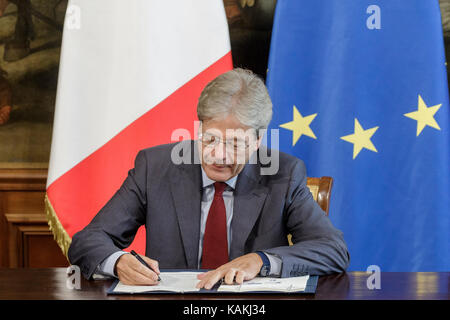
[{"left": 44, "top": 194, "right": 72, "bottom": 259}]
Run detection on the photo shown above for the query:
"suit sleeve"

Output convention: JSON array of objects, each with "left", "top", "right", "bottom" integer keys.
[
  {"left": 68, "top": 150, "right": 148, "bottom": 280},
  {"left": 264, "top": 159, "right": 350, "bottom": 277}
]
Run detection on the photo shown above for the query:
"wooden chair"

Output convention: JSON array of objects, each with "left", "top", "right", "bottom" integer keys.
[
  {"left": 306, "top": 176, "right": 333, "bottom": 216},
  {"left": 288, "top": 176, "right": 333, "bottom": 245}
]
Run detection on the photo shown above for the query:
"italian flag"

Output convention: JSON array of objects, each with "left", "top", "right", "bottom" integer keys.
[{"left": 45, "top": 0, "right": 232, "bottom": 257}]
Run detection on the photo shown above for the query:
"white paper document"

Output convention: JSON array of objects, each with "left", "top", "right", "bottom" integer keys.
[
  {"left": 112, "top": 271, "right": 310, "bottom": 294},
  {"left": 217, "top": 275, "right": 310, "bottom": 293},
  {"left": 113, "top": 271, "right": 202, "bottom": 293}
]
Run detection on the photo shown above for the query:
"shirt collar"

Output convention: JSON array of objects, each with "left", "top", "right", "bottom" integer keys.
[{"left": 200, "top": 165, "right": 238, "bottom": 190}]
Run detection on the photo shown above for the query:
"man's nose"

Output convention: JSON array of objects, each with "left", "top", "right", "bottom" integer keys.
[{"left": 211, "top": 141, "right": 229, "bottom": 163}]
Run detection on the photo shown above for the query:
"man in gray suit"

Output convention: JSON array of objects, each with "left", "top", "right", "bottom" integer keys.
[{"left": 68, "top": 68, "right": 349, "bottom": 289}]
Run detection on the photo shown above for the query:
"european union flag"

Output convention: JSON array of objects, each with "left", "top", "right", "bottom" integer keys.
[{"left": 267, "top": 0, "right": 450, "bottom": 271}]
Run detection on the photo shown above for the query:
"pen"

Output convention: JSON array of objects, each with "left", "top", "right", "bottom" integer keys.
[{"left": 130, "top": 250, "right": 161, "bottom": 281}]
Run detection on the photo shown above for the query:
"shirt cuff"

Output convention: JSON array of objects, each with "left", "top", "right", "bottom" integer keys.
[
  {"left": 263, "top": 252, "right": 282, "bottom": 277},
  {"left": 96, "top": 251, "right": 128, "bottom": 278}
]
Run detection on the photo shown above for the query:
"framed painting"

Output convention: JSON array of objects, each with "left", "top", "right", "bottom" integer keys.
[{"left": 0, "top": 0, "right": 66, "bottom": 169}]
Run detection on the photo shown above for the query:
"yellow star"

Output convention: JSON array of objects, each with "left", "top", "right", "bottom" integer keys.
[
  {"left": 404, "top": 95, "right": 441, "bottom": 136},
  {"left": 279, "top": 105, "right": 317, "bottom": 146},
  {"left": 340, "top": 118, "right": 379, "bottom": 159}
]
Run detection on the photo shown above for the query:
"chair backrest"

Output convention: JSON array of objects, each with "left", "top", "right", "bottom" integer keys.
[
  {"left": 306, "top": 176, "right": 333, "bottom": 216},
  {"left": 288, "top": 176, "right": 334, "bottom": 246}
]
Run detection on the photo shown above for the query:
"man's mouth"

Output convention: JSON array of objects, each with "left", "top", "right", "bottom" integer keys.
[{"left": 211, "top": 163, "right": 231, "bottom": 169}]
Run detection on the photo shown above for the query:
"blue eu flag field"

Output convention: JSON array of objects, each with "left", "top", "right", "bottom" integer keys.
[{"left": 267, "top": 0, "right": 450, "bottom": 271}]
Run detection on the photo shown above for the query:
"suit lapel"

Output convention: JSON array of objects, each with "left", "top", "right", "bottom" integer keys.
[
  {"left": 169, "top": 141, "right": 202, "bottom": 268},
  {"left": 230, "top": 159, "right": 268, "bottom": 260}
]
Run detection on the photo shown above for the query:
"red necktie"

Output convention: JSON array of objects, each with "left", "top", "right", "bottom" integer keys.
[{"left": 201, "top": 182, "right": 229, "bottom": 269}]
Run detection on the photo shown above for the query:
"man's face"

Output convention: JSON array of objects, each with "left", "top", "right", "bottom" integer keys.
[{"left": 198, "top": 114, "right": 261, "bottom": 182}]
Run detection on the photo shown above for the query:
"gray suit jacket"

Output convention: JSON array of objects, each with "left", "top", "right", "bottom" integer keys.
[{"left": 68, "top": 140, "right": 350, "bottom": 280}]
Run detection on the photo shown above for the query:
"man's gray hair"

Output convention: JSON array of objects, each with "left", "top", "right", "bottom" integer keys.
[{"left": 197, "top": 68, "right": 273, "bottom": 134}]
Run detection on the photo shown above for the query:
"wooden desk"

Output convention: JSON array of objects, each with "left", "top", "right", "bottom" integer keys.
[{"left": 0, "top": 268, "right": 448, "bottom": 300}]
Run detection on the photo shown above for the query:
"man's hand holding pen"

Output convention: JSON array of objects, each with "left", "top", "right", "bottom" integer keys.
[{"left": 115, "top": 251, "right": 161, "bottom": 285}]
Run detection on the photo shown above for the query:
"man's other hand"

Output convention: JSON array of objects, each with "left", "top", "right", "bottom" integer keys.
[
  {"left": 196, "top": 253, "right": 263, "bottom": 289},
  {"left": 115, "top": 253, "right": 160, "bottom": 285}
]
